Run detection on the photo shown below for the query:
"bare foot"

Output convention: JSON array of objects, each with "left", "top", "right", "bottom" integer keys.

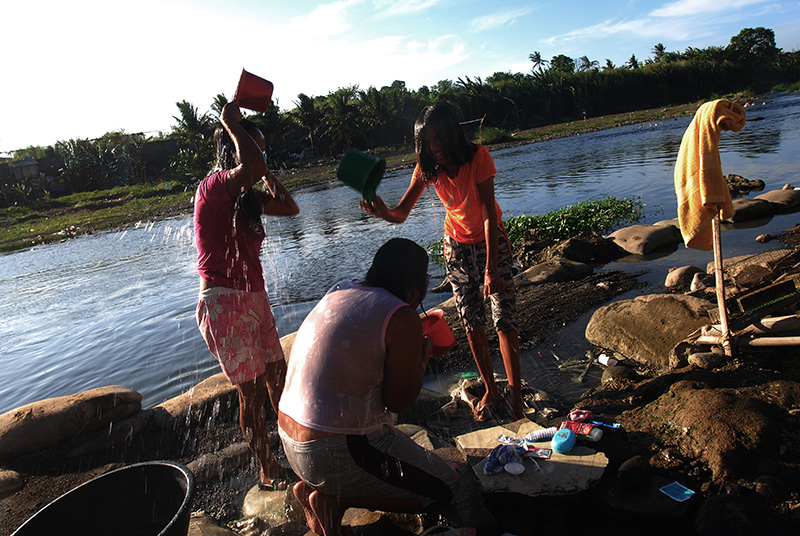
[
  {"left": 309, "top": 489, "right": 346, "bottom": 536},
  {"left": 473, "top": 391, "right": 500, "bottom": 421},
  {"left": 259, "top": 459, "right": 288, "bottom": 490},
  {"left": 293, "top": 482, "right": 323, "bottom": 534}
]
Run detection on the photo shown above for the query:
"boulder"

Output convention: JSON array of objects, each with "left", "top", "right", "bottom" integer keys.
[
  {"left": 620, "top": 382, "right": 782, "bottom": 483},
  {"left": 0, "top": 385, "right": 141, "bottom": 462},
  {"left": 609, "top": 224, "right": 682, "bottom": 256},
  {"left": 0, "top": 468, "right": 24, "bottom": 494},
  {"left": 755, "top": 188, "right": 800, "bottom": 211},
  {"left": 154, "top": 332, "right": 298, "bottom": 429},
  {"left": 153, "top": 373, "right": 237, "bottom": 429},
  {"left": 665, "top": 266, "right": 704, "bottom": 289},
  {"left": 585, "top": 294, "right": 713, "bottom": 370},
  {"left": 724, "top": 198, "right": 773, "bottom": 223},
  {"left": 690, "top": 272, "right": 715, "bottom": 292},
  {"left": 517, "top": 256, "right": 593, "bottom": 286},
  {"left": 706, "top": 248, "right": 799, "bottom": 289}
]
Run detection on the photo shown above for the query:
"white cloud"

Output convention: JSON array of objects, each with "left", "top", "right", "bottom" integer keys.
[
  {"left": 470, "top": 7, "right": 535, "bottom": 33},
  {"left": 372, "top": 0, "right": 444, "bottom": 17},
  {"left": 650, "top": 0, "right": 770, "bottom": 18},
  {"left": 286, "top": 0, "right": 359, "bottom": 37}
]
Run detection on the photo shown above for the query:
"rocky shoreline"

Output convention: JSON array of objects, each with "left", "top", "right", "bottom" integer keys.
[{"left": 2, "top": 180, "right": 800, "bottom": 535}]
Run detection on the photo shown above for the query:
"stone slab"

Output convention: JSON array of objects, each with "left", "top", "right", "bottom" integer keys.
[{"left": 456, "top": 419, "right": 608, "bottom": 496}]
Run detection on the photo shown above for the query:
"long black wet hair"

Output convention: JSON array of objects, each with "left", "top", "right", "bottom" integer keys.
[
  {"left": 212, "top": 118, "right": 263, "bottom": 229},
  {"left": 365, "top": 238, "right": 429, "bottom": 303},
  {"left": 414, "top": 104, "right": 476, "bottom": 184}
]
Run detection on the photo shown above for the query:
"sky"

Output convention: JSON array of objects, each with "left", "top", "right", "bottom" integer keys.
[{"left": 3, "top": 0, "right": 800, "bottom": 154}]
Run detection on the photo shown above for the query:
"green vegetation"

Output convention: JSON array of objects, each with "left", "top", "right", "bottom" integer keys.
[
  {"left": 505, "top": 196, "right": 645, "bottom": 244},
  {"left": 425, "top": 196, "right": 645, "bottom": 265},
  {"left": 0, "top": 184, "right": 192, "bottom": 253},
  {"left": 1, "top": 27, "right": 796, "bottom": 252}
]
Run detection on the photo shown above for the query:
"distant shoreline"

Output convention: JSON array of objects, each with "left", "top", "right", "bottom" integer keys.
[{"left": 1, "top": 100, "right": 706, "bottom": 253}]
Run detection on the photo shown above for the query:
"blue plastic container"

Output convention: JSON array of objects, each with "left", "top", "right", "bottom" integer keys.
[{"left": 551, "top": 428, "right": 577, "bottom": 453}]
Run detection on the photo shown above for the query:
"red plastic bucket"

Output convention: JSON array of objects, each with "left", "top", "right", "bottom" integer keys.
[
  {"left": 421, "top": 309, "right": 455, "bottom": 358},
  {"left": 234, "top": 69, "right": 274, "bottom": 113}
]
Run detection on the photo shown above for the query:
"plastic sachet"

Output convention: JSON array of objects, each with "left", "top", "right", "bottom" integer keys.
[{"left": 484, "top": 444, "right": 526, "bottom": 475}]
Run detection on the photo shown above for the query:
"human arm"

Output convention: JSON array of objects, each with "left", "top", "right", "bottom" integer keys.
[
  {"left": 221, "top": 102, "right": 268, "bottom": 199},
  {"left": 360, "top": 179, "right": 425, "bottom": 224},
  {"left": 382, "top": 305, "right": 433, "bottom": 413},
  {"left": 261, "top": 169, "right": 299, "bottom": 216},
  {"left": 477, "top": 177, "right": 504, "bottom": 299}
]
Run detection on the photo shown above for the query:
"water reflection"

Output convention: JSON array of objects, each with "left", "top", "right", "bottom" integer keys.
[{"left": 2, "top": 93, "right": 800, "bottom": 414}]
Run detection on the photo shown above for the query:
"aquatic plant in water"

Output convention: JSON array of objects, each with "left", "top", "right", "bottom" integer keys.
[
  {"left": 424, "top": 196, "right": 644, "bottom": 264},
  {"left": 504, "top": 195, "right": 645, "bottom": 245}
]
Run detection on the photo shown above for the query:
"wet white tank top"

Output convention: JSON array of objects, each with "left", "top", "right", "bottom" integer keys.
[{"left": 279, "top": 280, "right": 406, "bottom": 435}]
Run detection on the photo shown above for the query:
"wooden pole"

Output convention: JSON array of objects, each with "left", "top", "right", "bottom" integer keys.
[{"left": 712, "top": 208, "right": 733, "bottom": 356}]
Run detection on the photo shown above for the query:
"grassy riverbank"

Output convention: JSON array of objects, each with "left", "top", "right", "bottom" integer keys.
[{"left": 0, "top": 100, "right": 704, "bottom": 254}]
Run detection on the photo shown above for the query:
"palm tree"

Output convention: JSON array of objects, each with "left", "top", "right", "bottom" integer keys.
[
  {"left": 626, "top": 54, "right": 640, "bottom": 69},
  {"left": 578, "top": 56, "right": 599, "bottom": 71},
  {"left": 604, "top": 59, "right": 616, "bottom": 71},
  {"left": 172, "top": 100, "right": 213, "bottom": 145},
  {"left": 652, "top": 43, "right": 666, "bottom": 62},
  {"left": 170, "top": 100, "right": 215, "bottom": 182},
  {"left": 290, "top": 93, "right": 324, "bottom": 154},
  {"left": 529, "top": 51, "right": 548, "bottom": 73},
  {"left": 324, "top": 86, "right": 364, "bottom": 151},
  {"left": 211, "top": 94, "right": 228, "bottom": 117}
]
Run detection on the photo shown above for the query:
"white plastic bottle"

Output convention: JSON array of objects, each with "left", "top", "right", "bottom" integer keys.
[{"left": 525, "top": 427, "right": 558, "bottom": 443}]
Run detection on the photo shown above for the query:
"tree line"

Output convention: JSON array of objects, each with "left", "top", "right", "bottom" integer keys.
[{"left": 3, "top": 27, "right": 798, "bottom": 207}]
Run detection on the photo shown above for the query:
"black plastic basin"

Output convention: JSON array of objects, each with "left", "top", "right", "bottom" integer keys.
[{"left": 12, "top": 460, "right": 195, "bottom": 536}]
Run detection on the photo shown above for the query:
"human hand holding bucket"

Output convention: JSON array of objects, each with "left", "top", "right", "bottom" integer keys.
[
  {"left": 234, "top": 69, "right": 274, "bottom": 113},
  {"left": 337, "top": 149, "right": 386, "bottom": 203},
  {"left": 420, "top": 309, "right": 455, "bottom": 358}
]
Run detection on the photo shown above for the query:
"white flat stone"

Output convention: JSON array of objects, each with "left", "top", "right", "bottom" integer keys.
[{"left": 456, "top": 419, "right": 608, "bottom": 496}]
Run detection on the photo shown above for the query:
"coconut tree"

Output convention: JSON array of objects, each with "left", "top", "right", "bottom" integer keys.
[
  {"left": 290, "top": 93, "right": 324, "bottom": 155},
  {"left": 652, "top": 43, "right": 666, "bottom": 62},
  {"left": 529, "top": 51, "right": 548, "bottom": 73},
  {"left": 324, "top": 86, "right": 364, "bottom": 152},
  {"left": 578, "top": 56, "right": 599, "bottom": 72},
  {"left": 169, "top": 100, "right": 215, "bottom": 183},
  {"left": 211, "top": 94, "right": 228, "bottom": 117}
]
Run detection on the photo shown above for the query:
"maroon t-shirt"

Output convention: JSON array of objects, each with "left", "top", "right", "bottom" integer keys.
[{"left": 194, "top": 170, "right": 268, "bottom": 291}]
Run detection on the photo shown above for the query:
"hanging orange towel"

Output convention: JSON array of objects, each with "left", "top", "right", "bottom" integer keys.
[{"left": 674, "top": 99, "right": 746, "bottom": 250}]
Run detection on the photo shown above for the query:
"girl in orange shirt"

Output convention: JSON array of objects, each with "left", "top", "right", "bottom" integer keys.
[{"left": 361, "top": 104, "right": 523, "bottom": 421}]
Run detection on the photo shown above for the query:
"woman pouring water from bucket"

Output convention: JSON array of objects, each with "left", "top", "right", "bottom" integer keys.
[
  {"left": 360, "top": 104, "right": 524, "bottom": 422},
  {"left": 194, "top": 96, "right": 299, "bottom": 491}
]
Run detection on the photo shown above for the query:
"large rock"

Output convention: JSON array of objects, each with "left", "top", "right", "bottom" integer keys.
[
  {"left": 154, "top": 332, "right": 298, "bottom": 429},
  {"left": 609, "top": 224, "right": 682, "bottom": 256},
  {"left": 153, "top": 373, "right": 237, "bottom": 429},
  {"left": 619, "top": 381, "right": 782, "bottom": 483},
  {"left": 456, "top": 419, "right": 608, "bottom": 496},
  {"left": 706, "top": 248, "right": 799, "bottom": 289},
  {"left": 665, "top": 266, "right": 704, "bottom": 290},
  {"left": 585, "top": 294, "right": 713, "bottom": 370},
  {"left": 517, "top": 256, "right": 593, "bottom": 286},
  {"left": 724, "top": 198, "right": 773, "bottom": 223},
  {"left": 0, "top": 385, "right": 141, "bottom": 461},
  {"left": 755, "top": 188, "right": 800, "bottom": 211}
]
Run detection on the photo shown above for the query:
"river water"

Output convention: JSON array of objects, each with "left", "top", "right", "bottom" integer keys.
[{"left": 2, "top": 93, "right": 800, "bottom": 415}]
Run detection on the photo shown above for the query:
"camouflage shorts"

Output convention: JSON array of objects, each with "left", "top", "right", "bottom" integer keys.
[{"left": 443, "top": 230, "right": 518, "bottom": 333}]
